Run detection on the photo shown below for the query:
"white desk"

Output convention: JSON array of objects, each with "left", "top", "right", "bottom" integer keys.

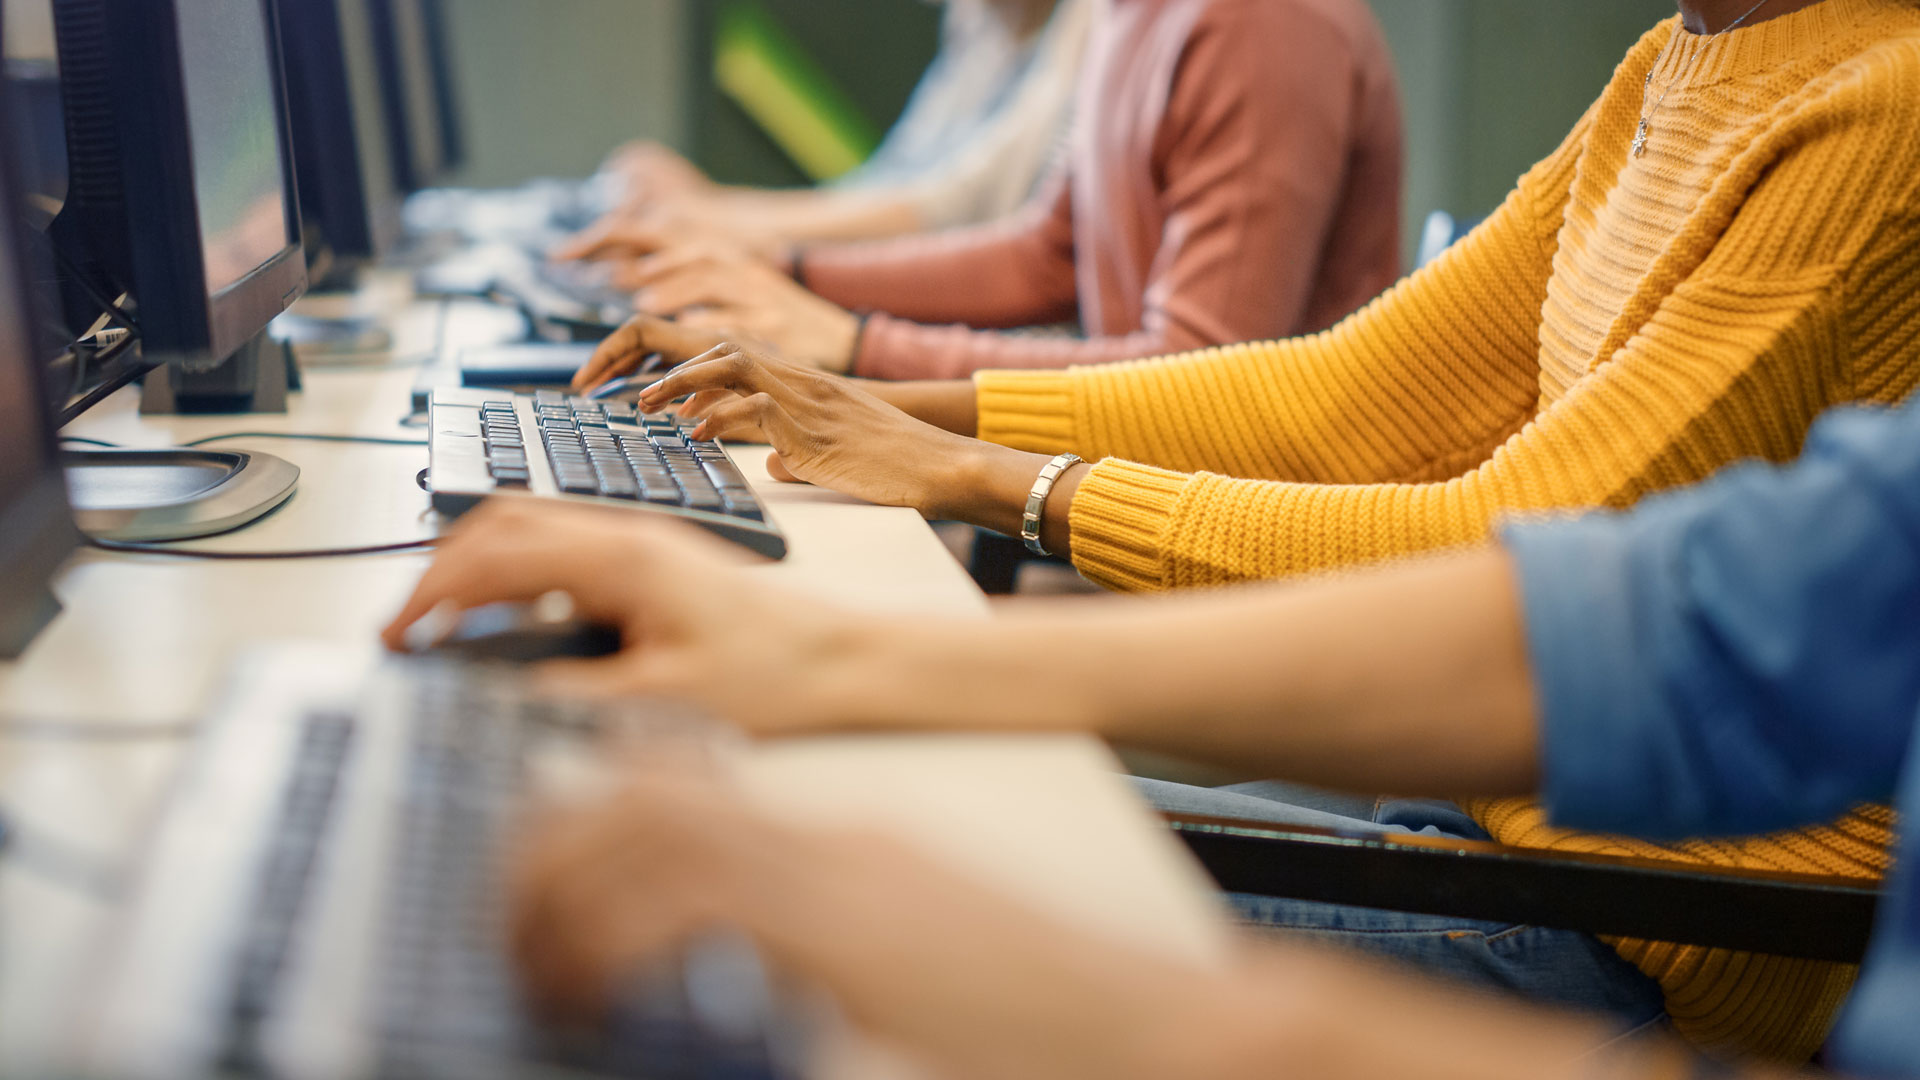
[{"left": 0, "top": 297, "right": 1229, "bottom": 1074}]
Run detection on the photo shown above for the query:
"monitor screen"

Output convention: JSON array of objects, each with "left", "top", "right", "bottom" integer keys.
[{"left": 175, "top": 0, "right": 298, "bottom": 297}]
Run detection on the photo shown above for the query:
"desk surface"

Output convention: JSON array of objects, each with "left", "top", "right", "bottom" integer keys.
[{"left": 0, "top": 297, "right": 1226, "bottom": 1074}]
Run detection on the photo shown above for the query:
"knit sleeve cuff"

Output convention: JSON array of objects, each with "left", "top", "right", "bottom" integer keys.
[
  {"left": 974, "top": 370, "right": 1079, "bottom": 455},
  {"left": 1066, "top": 459, "right": 1193, "bottom": 592}
]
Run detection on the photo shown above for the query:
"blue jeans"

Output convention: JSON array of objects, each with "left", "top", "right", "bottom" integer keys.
[{"left": 1141, "top": 778, "right": 1670, "bottom": 1027}]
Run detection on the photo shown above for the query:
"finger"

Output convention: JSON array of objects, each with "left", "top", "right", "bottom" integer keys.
[
  {"left": 575, "top": 315, "right": 721, "bottom": 392},
  {"left": 687, "top": 392, "right": 778, "bottom": 444},
  {"left": 765, "top": 453, "right": 800, "bottom": 483},
  {"left": 633, "top": 268, "right": 741, "bottom": 318},
  {"left": 639, "top": 347, "right": 784, "bottom": 410}
]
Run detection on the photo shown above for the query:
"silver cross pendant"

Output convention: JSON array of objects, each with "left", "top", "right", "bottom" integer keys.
[{"left": 1631, "top": 119, "right": 1650, "bottom": 157}]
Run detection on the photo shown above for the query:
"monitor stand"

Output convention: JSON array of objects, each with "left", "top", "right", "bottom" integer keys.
[
  {"left": 140, "top": 328, "right": 303, "bottom": 414},
  {"left": 62, "top": 447, "right": 300, "bottom": 542},
  {"left": 0, "top": 586, "right": 62, "bottom": 659}
]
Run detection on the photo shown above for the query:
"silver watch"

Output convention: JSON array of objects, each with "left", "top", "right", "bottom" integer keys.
[{"left": 1020, "top": 453, "right": 1083, "bottom": 557}]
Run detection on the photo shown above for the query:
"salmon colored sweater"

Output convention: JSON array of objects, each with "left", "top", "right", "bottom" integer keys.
[
  {"left": 976, "top": 0, "right": 1920, "bottom": 1061},
  {"left": 801, "top": 0, "right": 1404, "bottom": 380}
]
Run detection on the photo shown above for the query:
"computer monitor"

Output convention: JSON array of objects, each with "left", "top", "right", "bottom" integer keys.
[
  {"left": 419, "top": 0, "right": 466, "bottom": 173},
  {"left": 281, "top": 0, "right": 405, "bottom": 283},
  {"left": 0, "top": 80, "right": 81, "bottom": 658},
  {"left": 50, "top": 0, "right": 308, "bottom": 413},
  {"left": 369, "top": 0, "right": 463, "bottom": 193}
]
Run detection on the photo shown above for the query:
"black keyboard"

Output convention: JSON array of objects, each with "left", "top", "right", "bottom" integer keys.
[
  {"left": 492, "top": 257, "right": 632, "bottom": 339},
  {"left": 225, "top": 663, "right": 800, "bottom": 1079},
  {"left": 429, "top": 387, "right": 788, "bottom": 560}
]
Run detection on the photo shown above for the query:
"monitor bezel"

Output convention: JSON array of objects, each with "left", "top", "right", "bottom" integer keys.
[
  {"left": 282, "top": 0, "right": 404, "bottom": 269},
  {"left": 84, "top": 0, "right": 308, "bottom": 368},
  {"left": 0, "top": 68, "right": 82, "bottom": 656},
  {"left": 367, "top": 0, "right": 446, "bottom": 193}
]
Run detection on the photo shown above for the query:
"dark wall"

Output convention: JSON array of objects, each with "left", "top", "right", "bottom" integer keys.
[{"left": 683, "top": 0, "right": 943, "bottom": 188}]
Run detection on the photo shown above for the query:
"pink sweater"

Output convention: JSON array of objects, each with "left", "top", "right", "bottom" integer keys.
[{"left": 800, "top": 0, "right": 1405, "bottom": 381}]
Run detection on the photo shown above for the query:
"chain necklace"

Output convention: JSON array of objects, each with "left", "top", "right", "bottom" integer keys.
[{"left": 1632, "top": 0, "right": 1776, "bottom": 157}]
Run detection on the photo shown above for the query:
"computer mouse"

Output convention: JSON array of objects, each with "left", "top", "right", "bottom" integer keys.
[{"left": 421, "top": 602, "right": 623, "bottom": 664}]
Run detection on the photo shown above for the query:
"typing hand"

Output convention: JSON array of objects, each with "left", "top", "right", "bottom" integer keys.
[
  {"left": 599, "top": 139, "right": 711, "bottom": 207},
  {"left": 511, "top": 771, "right": 1234, "bottom": 1080},
  {"left": 381, "top": 500, "right": 860, "bottom": 727},
  {"left": 570, "top": 314, "right": 734, "bottom": 395},
  {"left": 636, "top": 341, "right": 985, "bottom": 515},
  {"left": 624, "top": 246, "right": 860, "bottom": 373}
]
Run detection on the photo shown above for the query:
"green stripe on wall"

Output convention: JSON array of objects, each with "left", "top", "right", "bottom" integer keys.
[{"left": 714, "top": 2, "right": 881, "bottom": 181}]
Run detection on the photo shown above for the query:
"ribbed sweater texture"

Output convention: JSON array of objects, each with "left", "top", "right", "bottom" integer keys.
[{"left": 974, "top": 0, "right": 1920, "bottom": 1060}]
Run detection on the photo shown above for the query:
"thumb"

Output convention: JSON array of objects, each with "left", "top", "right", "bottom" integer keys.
[{"left": 765, "top": 453, "right": 801, "bottom": 483}]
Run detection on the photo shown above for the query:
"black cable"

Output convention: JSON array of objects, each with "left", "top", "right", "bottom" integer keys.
[
  {"left": 47, "top": 241, "right": 136, "bottom": 333},
  {"left": 87, "top": 535, "right": 440, "bottom": 560},
  {"left": 56, "top": 331, "right": 148, "bottom": 425},
  {"left": 59, "top": 432, "right": 429, "bottom": 450},
  {"left": 181, "top": 431, "right": 428, "bottom": 448}
]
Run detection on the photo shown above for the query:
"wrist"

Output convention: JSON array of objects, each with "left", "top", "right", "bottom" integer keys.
[
  {"left": 819, "top": 309, "right": 864, "bottom": 375},
  {"left": 922, "top": 439, "right": 1052, "bottom": 533}
]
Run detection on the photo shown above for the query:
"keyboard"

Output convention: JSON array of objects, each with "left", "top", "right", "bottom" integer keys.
[
  {"left": 224, "top": 661, "right": 800, "bottom": 1079},
  {"left": 492, "top": 257, "right": 633, "bottom": 340},
  {"left": 428, "top": 386, "right": 788, "bottom": 560}
]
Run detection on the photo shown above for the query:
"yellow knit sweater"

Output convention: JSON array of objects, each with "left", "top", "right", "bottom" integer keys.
[{"left": 975, "top": 0, "right": 1920, "bottom": 1062}]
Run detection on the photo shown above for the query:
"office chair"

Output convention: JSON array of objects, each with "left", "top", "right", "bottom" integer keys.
[{"left": 1168, "top": 813, "right": 1879, "bottom": 963}]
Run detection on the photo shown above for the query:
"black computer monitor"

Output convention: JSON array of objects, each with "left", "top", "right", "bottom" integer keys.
[
  {"left": 369, "top": 0, "right": 463, "bottom": 193},
  {"left": 419, "top": 0, "right": 466, "bottom": 174},
  {"left": 50, "top": 0, "right": 308, "bottom": 412},
  {"left": 281, "top": 0, "right": 405, "bottom": 282},
  {"left": 0, "top": 83, "right": 81, "bottom": 658}
]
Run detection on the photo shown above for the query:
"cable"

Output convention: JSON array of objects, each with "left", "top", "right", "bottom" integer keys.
[
  {"left": 182, "top": 431, "right": 428, "bottom": 448},
  {"left": 87, "top": 535, "right": 440, "bottom": 560},
  {"left": 58, "top": 432, "right": 429, "bottom": 450},
  {"left": 56, "top": 331, "right": 147, "bottom": 425}
]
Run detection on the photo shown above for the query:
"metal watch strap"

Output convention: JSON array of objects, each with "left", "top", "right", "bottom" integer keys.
[{"left": 1020, "top": 453, "right": 1083, "bottom": 557}]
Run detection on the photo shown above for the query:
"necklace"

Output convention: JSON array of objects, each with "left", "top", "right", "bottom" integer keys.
[{"left": 1632, "top": 0, "right": 1776, "bottom": 157}]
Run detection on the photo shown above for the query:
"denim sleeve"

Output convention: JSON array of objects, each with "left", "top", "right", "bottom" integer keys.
[{"left": 1502, "top": 402, "right": 1920, "bottom": 840}]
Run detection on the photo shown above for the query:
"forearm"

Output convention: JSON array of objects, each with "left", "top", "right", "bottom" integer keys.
[
  {"left": 725, "top": 189, "right": 928, "bottom": 246},
  {"left": 819, "top": 545, "right": 1543, "bottom": 798},
  {"left": 858, "top": 378, "right": 979, "bottom": 436}
]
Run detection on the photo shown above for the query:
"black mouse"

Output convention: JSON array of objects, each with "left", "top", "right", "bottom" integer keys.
[{"left": 425, "top": 603, "right": 622, "bottom": 664}]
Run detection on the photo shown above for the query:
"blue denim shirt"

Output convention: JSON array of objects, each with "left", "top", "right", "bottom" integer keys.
[{"left": 1502, "top": 399, "right": 1920, "bottom": 1078}]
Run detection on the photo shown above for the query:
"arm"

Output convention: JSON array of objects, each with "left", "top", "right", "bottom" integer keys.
[
  {"left": 971, "top": 140, "right": 1568, "bottom": 481},
  {"left": 817, "top": 2, "right": 1417, "bottom": 381},
  {"left": 798, "top": 173, "right": 1082, "bottom": 332},
  {"left": 1510, "top": 402, "right": 1920, "bottom": 840},
  {"left": 386, "top": 401, "right": 1920, "bottom": 815},
  {"left": 509, "top": 772, "right": 1695, "bottom": 1080}
]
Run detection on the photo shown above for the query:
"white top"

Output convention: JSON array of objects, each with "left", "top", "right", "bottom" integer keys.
[{"left": 837, "top": 0, "right": 1095, "bottom": 228}]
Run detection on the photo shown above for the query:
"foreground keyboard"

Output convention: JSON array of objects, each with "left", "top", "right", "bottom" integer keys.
[{"left": 429, "top": 387, "right": 788, "bottom": 559}]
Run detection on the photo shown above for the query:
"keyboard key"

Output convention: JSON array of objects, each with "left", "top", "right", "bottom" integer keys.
[{"left": 700, "top": 457, "right": 749, "bottom": 491}]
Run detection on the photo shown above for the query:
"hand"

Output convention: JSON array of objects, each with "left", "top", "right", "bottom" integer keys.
[
  {"left": 570, "top": 314, "right": 736, "bottom": 394},
  {"left": 636, "top": 338, "right": 1005, "bottom": 515},
  {"left": 599, "top": 139, "right": 711, "bottom": 206},
  {"left": 553, "top": 209, "right": 787, "bottom": 268},
  {"left": 511, "top": 771, "right": 1245, "bottom": 1080},
  {"left": 615, "top": 246, "right": 859, "bottom": 373},
  {"left": 381, "top": 500, "right": 867, "bottom": 728}
]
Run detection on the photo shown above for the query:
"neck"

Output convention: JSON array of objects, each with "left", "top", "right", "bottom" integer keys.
[{"left": 1674, "top": 0, "right": 1828, "bottom": 33}]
